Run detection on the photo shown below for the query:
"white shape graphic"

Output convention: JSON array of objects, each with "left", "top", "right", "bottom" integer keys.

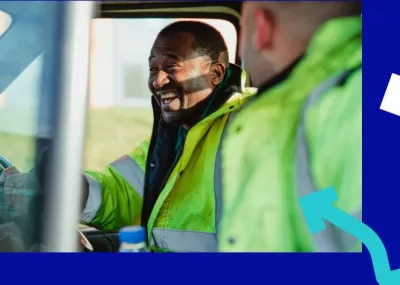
[{"left": 380, "top": 73, "right": 400, "bottom": 116}]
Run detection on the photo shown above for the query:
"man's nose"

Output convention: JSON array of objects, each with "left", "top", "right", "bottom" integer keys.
[{"left": 152, "top": 70, "right": 170, "bottom": 89}]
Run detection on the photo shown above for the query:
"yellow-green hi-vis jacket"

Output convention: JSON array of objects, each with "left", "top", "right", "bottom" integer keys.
[
  {"left": 219, "top": 16, "right": 362, "bottom": 252},
  {"left": 80, "top": 64, "right": 257, "bottom": 252}
]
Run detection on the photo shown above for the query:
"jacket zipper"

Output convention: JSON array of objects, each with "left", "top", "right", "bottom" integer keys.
[
  {"left": 141, "top": 99, "right": 160, "bottom": 232},
  {"left": 158, "top": 146, "right": 184, "bottom": 193},
  {"left": 156, "top": 97, "right": 234, "bottom": 192},
  {"left": 144, "top": 140, "right": 183, "bottom": 249}
]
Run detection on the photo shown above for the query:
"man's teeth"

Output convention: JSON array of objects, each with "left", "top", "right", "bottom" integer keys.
[{"left": 160, "top": 93, "right": 178, "bottom": 100}]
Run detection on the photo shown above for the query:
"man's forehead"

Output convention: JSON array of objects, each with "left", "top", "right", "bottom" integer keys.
[{"left": 149, "top": 32, "right": 196, "bottom": 60}]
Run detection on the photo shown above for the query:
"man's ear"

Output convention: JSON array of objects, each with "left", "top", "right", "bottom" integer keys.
[
  {"left": 211, "top": 62, "right": 226, "bottom": 86},
  {"left": 254, "top": 8, "right": 274, "bottom": 52}
]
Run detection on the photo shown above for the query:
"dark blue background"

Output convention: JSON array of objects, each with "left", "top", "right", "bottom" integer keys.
[{"left": 1, "top": 1, "right": 398, "bottom": 285}]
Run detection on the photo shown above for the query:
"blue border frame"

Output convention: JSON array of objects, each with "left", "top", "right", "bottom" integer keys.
[
  {"left": 1, "top": 1, "right": 400, "bottom": 285},
  {"left": 362, "top": 0, "right": 400, "bottom": 279}
]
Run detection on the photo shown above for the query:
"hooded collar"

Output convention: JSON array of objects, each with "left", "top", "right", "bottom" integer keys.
[{"left": 173, "top": 64, "right": 244, "bottom": 152}]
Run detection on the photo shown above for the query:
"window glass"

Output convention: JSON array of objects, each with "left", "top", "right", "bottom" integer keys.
[
  {"left": 0, "top": 2, "right": 63, "bottom": 252},
  {"left": 0, "top": 54, "right": 43, "bottom": 171}
]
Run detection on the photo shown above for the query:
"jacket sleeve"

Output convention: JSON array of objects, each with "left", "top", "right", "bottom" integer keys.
[
  {"left": 305, "top": 69, "right": 362, "bottom": 251},
  {"left": 80, "top": 138, "right": 150, "bottom": 232}
]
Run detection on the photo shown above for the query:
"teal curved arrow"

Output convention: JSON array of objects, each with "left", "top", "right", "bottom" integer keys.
[{"left": 299, "top": 186, "right": 399, "bottom": 285}]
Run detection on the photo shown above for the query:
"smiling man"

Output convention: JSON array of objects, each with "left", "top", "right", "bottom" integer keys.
[{"left": 75, "top": 21, "right": 256, "bottom": 252}]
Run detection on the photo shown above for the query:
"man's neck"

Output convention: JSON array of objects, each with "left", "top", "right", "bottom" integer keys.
[
  {"left": 257, "top": 55, "right": 304, "bottom": 96},
  {"left": 178, "top": 91, "right": 216, "bottom": 130}
]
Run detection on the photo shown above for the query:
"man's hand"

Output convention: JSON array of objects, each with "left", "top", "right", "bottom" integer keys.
[
  {"left": 0, "top": 222, "right": 25, "bottom": 252},
  {"left": 0, "top": 166, "right": 41, "bottom": 220}
]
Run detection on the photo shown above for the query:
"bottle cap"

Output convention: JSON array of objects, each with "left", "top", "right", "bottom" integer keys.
[{"left": 119, "top": 226, "right": 146, "bottom": 244}]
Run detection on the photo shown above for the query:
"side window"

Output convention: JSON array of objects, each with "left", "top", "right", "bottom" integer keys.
[
  {"left": 0, "top": 9, "right": 11, "bottom": 109},
  {"left": 0, "top": 2, "right": 65, "bottom": 252},
  {"left": 0, "top": 8, "right": 43, "bottom": 172},
  {"left": 86, "top": 18, "right": 237, "bottom": 169}
]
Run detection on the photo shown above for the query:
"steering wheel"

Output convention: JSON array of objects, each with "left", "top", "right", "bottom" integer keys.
[
  {"left": 0, "top": 154, "right": 121, "bottom": 252},
  {"left": 0, "top": 155, "right": 13, "bottom": 176}
]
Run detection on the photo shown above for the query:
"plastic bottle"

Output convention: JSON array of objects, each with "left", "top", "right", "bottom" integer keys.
[{"left": 118, "top": 226, "right": 149, "bottom": 252}]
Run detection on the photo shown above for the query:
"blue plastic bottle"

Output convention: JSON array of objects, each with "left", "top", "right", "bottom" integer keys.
[{"left": 118, "top": 226, "right": 149, "bottom": 252}]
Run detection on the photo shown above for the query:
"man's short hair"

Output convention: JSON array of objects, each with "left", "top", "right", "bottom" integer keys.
[{"left": 158, "top": 21, "right": 230, "bottom": 67}]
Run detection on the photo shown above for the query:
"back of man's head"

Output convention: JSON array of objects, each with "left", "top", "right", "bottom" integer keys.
[
  {"left": 240, "top": 1, "right": 361, "bottom": 86},
  {"left": 260, "top": 2, "right": 361, "bottom": 41},
  {"left": 158, "top": 21, "right": 230, "bottom": 67}
]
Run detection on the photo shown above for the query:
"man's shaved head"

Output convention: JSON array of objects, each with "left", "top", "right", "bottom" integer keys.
[
  {"left": 254, "top": 2, "right": 361, "bottom": 40},
  {"left": 240, "top": 1, "right": 361, "bottom": 87}
]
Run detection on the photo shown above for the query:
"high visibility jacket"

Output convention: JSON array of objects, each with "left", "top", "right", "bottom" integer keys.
[
  {"left": 80, "top": 65, "right": 257, "bottom": 252},
  {"left": 219, "top": 16, "right": 362, "bottom": 252}
]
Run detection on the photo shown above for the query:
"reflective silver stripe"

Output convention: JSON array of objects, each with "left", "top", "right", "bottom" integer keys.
[
  {"left": 80, "top": 155, "right": 144, "bottom": 223},
  {"left": 296, "top": 70, "right": 361, "bottom": 252},
  {"left": 81, "top": 173, "right": 102, "bottom": 223},
  {"left": 151, "top": 228, "right": 217, "bottom": 252},
  {"left": 214, "top": 112, "right": 237, "bottom": 236},
  {"left": 110, "top": 155, "right": 145, "bottom": 198}
]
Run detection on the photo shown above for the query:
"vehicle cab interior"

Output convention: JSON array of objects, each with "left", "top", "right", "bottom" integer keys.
[{"left": 0, "top": 1, "right": 244, "bottom": 252}]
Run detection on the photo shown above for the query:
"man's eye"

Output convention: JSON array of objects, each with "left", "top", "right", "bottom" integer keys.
[
  {"left": 149, "top": 67, "right": 158, "bottom": 72},
  {"left": 166, "top": 64, "right": 178, "bottom": 70}
]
